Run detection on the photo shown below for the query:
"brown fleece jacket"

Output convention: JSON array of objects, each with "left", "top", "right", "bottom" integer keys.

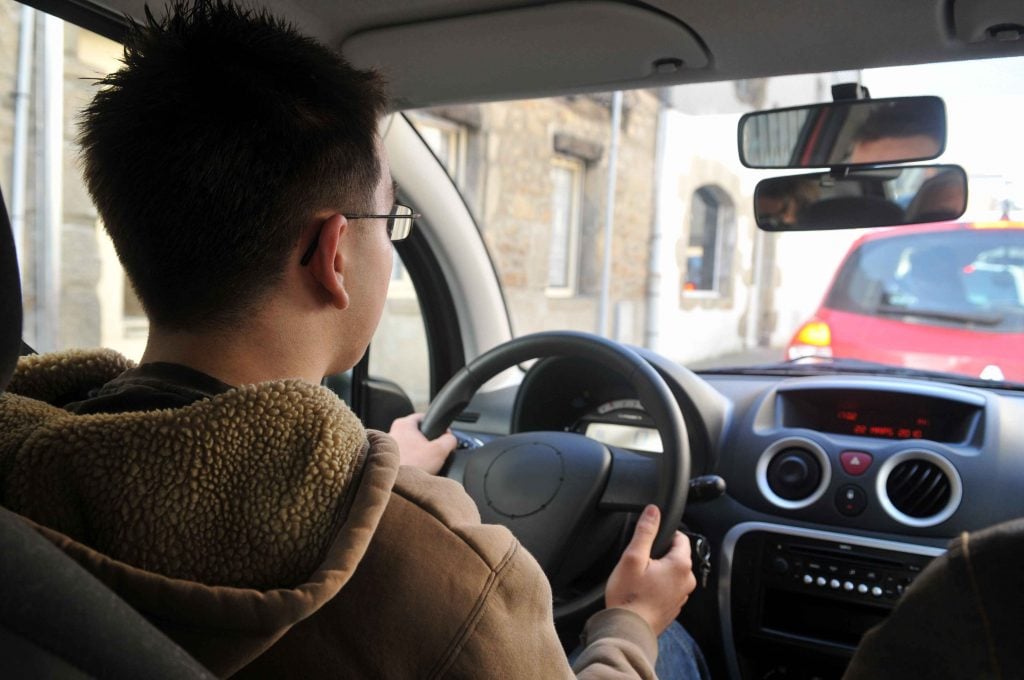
[
  {"left": 0, "top": 350, "right": 658, "bottom": 679},
  {"left": 844, "top": 518, "right": 1024, "bottom": 680}
]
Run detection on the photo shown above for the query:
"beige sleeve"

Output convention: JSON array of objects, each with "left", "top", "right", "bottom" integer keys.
[
  {"left": 572, "top": 608, "right": 659, "bottom": 680},
  {"left": 443, "top": 539, "right": 657, "bottom": 679},
  {"left": 386, "top": 467, "right": 658, "bottom": 679}
]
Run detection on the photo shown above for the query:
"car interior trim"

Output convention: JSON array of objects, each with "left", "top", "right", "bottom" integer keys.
[
  {"left": 343, "top": 1, "right": 709, "bottom": 109},
  {"left": 756, "top": 375, "right": 988, "bottom": 435},
  {"left": 384, "top": 114, "right": 513, "bottom": 362},
  {"left": 755, "top": 437, "right": 832, "bottom": 510},
  {"left": 875, "top": 449, "right": 964, "bottom": 528},
  {"left": 18, "top": 0, "right": 126, "bottom": 42},
  {"left": 29, "top": 0, "right": 1024, "bottom": 110},
  {"left": 775, "top": 376, "right": 989, "bottom": 408},
  {"left": 718, "top": 521, "right": 947, "bottom": 680}
]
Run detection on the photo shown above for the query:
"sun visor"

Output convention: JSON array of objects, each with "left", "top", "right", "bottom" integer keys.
[
  {"left": 343, "top": 1, "right": 710, "bottom": 108},
  {"left": 953, "top": 0, "right": 1024, "bottom": 43}
]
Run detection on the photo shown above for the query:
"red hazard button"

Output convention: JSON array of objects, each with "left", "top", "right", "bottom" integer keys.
[{"left": 840, "top": 451, "right": 873, "bottom": 476}]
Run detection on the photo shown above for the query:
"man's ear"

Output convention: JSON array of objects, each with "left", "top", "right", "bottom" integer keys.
[{"left": 308, "top": 214, "right": 350, "bottom": 310}]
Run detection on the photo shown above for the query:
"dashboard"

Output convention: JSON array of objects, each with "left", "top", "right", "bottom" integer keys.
[
  {"left": 456, "top": 351, "right": 1024, "bottom": 679},
  {"left": 577, "top": 400, "right": 663, "bottom": 454}
]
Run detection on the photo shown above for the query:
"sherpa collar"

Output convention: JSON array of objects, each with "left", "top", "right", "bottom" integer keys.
[{"left": 0, "top": 349, "right": 375, "bottom": 590}]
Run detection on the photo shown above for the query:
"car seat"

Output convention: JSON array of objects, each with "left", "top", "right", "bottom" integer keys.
[
  {"left": 0, "top": 184, "right": 213, "bottom": 679},
  {"left": 798, "top": 195, "right": 906, "bottom": 230}
]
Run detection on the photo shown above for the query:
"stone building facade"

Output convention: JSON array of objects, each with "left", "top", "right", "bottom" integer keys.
[{"left": 411, "top": 90, "right": 661, "bottom": 346}]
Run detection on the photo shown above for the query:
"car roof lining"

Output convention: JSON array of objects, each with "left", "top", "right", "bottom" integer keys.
[{"left": 17, "top": 0, "right": 1024, "bottom": 108}]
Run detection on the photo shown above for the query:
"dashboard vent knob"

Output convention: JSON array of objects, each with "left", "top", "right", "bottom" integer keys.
[
  {"left": 757, "top": 438, "right": 831, "bottom": 510},
  {"left": 886, "top": 459, "right": 952, "bottom": 519},
  {"left": 767, "top": 447, "right": 822, "bottom": 501}
]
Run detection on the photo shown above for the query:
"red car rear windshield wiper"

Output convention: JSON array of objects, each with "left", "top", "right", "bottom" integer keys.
[{"left": 874, "top": 304, "right": 1005, "bottom": 327}]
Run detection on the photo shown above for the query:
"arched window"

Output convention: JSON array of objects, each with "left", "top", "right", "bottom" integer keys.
[{"left": 684, "top": 186, "right": 736, "bottom": 295}]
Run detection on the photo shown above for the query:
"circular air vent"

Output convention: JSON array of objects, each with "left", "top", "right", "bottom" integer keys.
[
  {"left": 877, "top": 451, "right": 962, "bottom": 528},
  {"left": 757, "top": 438, "right": 831, "bottom": 510}
]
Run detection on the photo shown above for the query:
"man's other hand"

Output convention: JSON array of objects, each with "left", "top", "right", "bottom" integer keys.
[
  {"left": 388, "top": 413, "right": 457, "bottom": 474},
  {"left": 605, "top": 504, "right": 697, "bottom": 636}
]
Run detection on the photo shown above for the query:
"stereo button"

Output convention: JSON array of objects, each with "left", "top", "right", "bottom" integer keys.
[
  {"left": 836, "top": 484, "right": 867, "bottom": 517},
  {"left": 857, "top": 584, "right": 869, "bottom": 594},
  {"left": 803, "top": 574, "right": 814, "bottom": 585}
]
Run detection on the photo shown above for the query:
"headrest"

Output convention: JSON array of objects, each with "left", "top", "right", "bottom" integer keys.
[
  {"left": 0, "top": 186, "right": 24, "bottom": 393},
  {"left": 799, "top": 196, "right": 906, "bottom": 230}
]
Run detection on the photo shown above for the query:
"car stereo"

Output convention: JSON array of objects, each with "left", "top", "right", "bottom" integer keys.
[{"left": 724, "top": 524, "right": 944, "bottom": 679}]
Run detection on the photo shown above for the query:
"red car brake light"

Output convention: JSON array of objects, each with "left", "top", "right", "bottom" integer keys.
[{"left": 787, "top": 320, "right": 833, "bottom": 360}]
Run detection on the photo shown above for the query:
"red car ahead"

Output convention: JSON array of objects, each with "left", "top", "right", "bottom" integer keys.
[{"left": 787, "top": 221, "right": 1024, "bottom": 382}]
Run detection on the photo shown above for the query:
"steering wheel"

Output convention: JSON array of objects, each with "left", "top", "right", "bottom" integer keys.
[{"left": 420, "top": 331, "right": 691, "bottom": 619}]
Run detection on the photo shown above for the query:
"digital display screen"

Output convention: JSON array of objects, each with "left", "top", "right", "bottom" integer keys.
[
  {"left": 833, "top": 408, "right": 931, "bottom": 439},
  {"left": 781, "top": 389, "right": 979, "bottom": 444},
  {"left": 585, "top": 422, "right": 663, "bottom": 453}
]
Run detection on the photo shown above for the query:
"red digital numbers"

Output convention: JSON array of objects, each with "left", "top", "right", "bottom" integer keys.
[{"left": 839, "top": 406, "right": 930, "bottom": 440}]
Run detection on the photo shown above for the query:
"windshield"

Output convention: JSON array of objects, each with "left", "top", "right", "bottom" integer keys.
[{"left": 409, "top": 57, "right": 1024, "bottom": 386}]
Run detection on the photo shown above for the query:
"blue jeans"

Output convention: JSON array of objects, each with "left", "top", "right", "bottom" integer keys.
[
  {"left": 569, "top": 621, "right": 710, "bottom": 680},
  {"left": 654, "top": 621, "right": 710, "bottom": 680}
]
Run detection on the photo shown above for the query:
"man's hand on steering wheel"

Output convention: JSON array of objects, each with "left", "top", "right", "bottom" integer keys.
[
  {"left": 389, "top": 413, "right": 456, "bottom": 474},
  {"left": 606, "top": 505, "right": 697, "bottom": 636}
]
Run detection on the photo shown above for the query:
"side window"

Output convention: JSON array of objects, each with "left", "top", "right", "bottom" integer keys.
[
  {"left": 97, "top": 230, "right": 149, "bottom": 360},
  {"left": 2, "top": 1, "right": 434, "bottom": 409},
  {"left": 547, "top": 157, "right": 585, "bottom": 295},
  {"left": 368, "top": 250, "right": 431, "bottom": 411},
  {"left": 1, "top": 2, "right": 140, "bottom": 357},
  {"left": 406, "top": 111, "right": 467, "bottom": 187}
]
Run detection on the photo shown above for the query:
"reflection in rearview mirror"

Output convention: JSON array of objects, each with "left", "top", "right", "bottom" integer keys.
[
  {"left": 739, "top": 96, "right": 946, "bottom": 169},
  {"left": 754, "top": 165, "right": 967, "bottom": 232}
]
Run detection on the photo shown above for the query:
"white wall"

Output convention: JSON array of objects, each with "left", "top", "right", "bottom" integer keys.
[
  {"left": 652, "top": 80, "right": 879, "bottom": 364},
  {"left": 768, "top": 228, "right": 871, "bottom": 347},
  {"left": 651, "top": 109, "right": 759, "bottom": 364}
]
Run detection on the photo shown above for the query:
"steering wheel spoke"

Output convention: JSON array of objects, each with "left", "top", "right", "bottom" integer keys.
[
  {"left": 441, "top": 445, "right": 474, "bottom": 483},
  {"left": 598, "top": 446, "right": 661, "bottom": 513}
]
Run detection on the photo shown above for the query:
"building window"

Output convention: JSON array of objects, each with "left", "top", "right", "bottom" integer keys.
[
  {"left": 684, "top": 186, "right": 735, "bottom": 295},
  {"left": 407, "top": 111, "right": 467, "bottom": 186},
  {"left": 547, "top": 157, "right": 585, "bottom": 295}
]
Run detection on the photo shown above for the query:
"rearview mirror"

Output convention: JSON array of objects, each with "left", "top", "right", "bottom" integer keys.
[
  {"left": 754, "top": 165, "right": 967, "bottom": 232},
  {"left": 739, "top": 96, "right": 946, "bottom": 169}
]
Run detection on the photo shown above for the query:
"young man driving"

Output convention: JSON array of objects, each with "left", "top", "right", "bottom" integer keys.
[{"left": 0, "top": 1, "right": 704, "bottom": 677}]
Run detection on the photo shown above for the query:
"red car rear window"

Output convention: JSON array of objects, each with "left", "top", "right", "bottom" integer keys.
[{"left": 825, "top": 228, "right": 1024, "bottom": 333}]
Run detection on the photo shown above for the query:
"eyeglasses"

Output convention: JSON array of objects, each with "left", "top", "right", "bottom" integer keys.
[{"left": 299, "top": 203, "right": 419, "bottom": 266}]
